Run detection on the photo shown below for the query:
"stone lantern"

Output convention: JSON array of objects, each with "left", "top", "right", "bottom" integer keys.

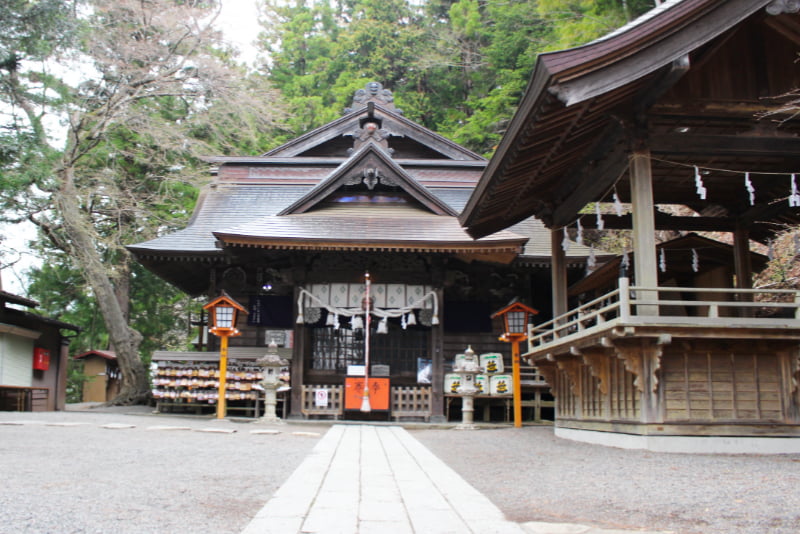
[
  {"left": 256, "top": 341, "right": 288, "bottom": 424},
  {"left": 453, "top": 345, "right": 481, "bottom": 430}
]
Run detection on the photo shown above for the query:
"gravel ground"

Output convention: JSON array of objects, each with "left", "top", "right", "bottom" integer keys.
[
  {"left": 0, "top": 406, "right": 327, "bottom": 534},
  {"left": 413, "top": 425, "right": 800, "bottom": 534},
  {"left": 2, "top": 407, "right": 799, "bottom": 534}
]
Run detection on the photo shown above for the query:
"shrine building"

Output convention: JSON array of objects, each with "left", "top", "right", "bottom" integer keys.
[
  {"left": 129, "top": 82, "right": 596, "bottom": 422},
  {"left": 460, "top": 0, "right": 800, "bottom": 452}
]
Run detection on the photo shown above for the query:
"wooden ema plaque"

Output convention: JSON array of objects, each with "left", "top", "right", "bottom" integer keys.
[{"left": 344, "top": 377, "right": 390, "bottom": 411}]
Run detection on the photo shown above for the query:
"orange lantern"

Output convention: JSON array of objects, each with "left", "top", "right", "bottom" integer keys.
[
  {"left": 492, "top": 300, "right": 538, "bottom": 428},
  {"left": 203, "top": 292, "right": 248, "bottom": 419}
]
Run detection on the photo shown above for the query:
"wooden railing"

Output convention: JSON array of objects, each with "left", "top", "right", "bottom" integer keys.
[
  {"left": 529, "top": 278, "right": 800, "bottom": 352},
  {"left": 300, "top": 384, "right": 344, "bottom": 419},
  {"left": 391, "top": 386, "right": 431, "bottom": 421}
]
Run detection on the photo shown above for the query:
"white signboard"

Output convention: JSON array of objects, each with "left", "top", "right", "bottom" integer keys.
[{"left": 314, "top": 389, "right": 329, "bottom": 407}]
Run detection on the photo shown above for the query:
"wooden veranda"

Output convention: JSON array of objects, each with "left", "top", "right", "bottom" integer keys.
[{"left": 460, "top": 0, "right": 800, "bottom": 451}]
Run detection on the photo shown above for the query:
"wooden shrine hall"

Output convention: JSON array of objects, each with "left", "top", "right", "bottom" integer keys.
[
  {"left": 129, "top": 82, "right": 595, "bottom": 422},
  {"left": 461, "top": 0, "right": 800, "bottom": 452}
]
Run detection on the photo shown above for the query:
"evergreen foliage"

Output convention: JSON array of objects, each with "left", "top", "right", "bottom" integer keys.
[{"left": 258, "top": 0, "right": 654, "bottom": 155}]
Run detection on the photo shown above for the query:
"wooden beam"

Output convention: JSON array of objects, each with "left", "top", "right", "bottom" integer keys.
[
  {"left": 650, "top": 133, "right": 800, "bottom": 157},
  {"left": 600, "top": 213, "right": 738, "bottom": 232},
  {"left": 634, "top": 55, "right": 690, "bottom": 113},
  {"left": 764, "top": 13, "right": 800, "bottom": 47},
  {"left": 551, "top": 133, "right": 630, "bottom": 228}
]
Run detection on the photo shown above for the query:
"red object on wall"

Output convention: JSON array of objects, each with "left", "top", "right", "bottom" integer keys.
[{"left": 33, "top": 348, "right": 51, "bottom": 371}]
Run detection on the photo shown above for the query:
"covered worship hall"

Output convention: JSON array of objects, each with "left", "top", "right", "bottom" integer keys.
[
  {"left": 460, "top": 0, "right": 800, "bottom": 452},
  {"left": 129, "top": 82, "right": 595, "bottom": 423}
]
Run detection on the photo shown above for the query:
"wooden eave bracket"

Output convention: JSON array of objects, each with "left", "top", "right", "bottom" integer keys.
[
  {"left": 581, "top": 347, "right": 614, "bottom": 395},
  {"left": 613, "top": 335, "right": 672, "bottom": 393},
  {"left": 556, "top": 357, "right": 584, "bottom": 398}
]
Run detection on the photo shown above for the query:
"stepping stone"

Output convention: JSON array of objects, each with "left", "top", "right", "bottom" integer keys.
[
  {"left": 195, "top": 428, "right": 237, "bottom": 434},
  {"left": 46, "top": 422, "right": 91, "bottom": 427},
  {"left": 291, "top": 431, "right": 321, "bottom": 437},
  {"left": 101, "top": 423, "right": 136, "bottom": 429},
  {"left": 251, "top": 429, "right": 281, "bottom": 435},
  {"left": 146, "top": 425, "right": 192, "bottom": 431}
]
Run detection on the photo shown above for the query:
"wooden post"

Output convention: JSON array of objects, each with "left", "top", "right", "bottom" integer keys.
[
  {"left": 551, "top": 227, "right": 568, "bottom": 321},
  {"left": 289, "top": 285, "right": 305, "bottom": 419},
  {"left": 216, "top": 334, "right": 228, "bottom": 419},
  {"left": 630, "top": 150, "right": 658, "bottom": 316},
  {"left": 430, "top": 287, "right": 446, "bottom": 423},
  {"left": 733, "top": 224, "right": 753, "bottom": 289},
  {"left": 733, "top": 224, "right": 755, "bottom": 317},
  {"left": 619, "top": 277, "right": 631, "bottom": 322},
  {"left": 512, "top": 339, "right": 522, "bottom": 428}
]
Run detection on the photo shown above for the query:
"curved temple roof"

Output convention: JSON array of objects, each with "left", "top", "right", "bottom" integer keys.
[{"left": 461, "top": 0, "right": 800, "bottom": 242}]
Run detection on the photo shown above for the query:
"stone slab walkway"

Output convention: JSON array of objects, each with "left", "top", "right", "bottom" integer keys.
[{"left": 241, "top": 425, "right": 672, "bottom": 534}]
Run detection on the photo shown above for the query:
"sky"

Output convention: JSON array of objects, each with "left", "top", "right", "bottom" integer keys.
[
  {"left": 0, "top": 1, "right": 265, "bottom": 295},
  {"left": 217, "top": 0, "right": 264, "bottom": 68}
]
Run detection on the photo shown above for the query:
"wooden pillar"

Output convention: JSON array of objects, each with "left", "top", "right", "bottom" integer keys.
[
  {"left": 733, "top": 224, "right": 754, "bottom": 317},
  {"left": 630, "top": 150, "right": 659, "bottom": 315},
  {"left": 430, "top": 287, "right": 446, "bottom": 423},
  {"left": 289, "top": 285, "right": 305, "bottom": 419},
  {"left": 733, "top": 224, "right": 753, "bottom": 290},
  {"left": 56, "top": 339, "right": 70, "bottom": 411},
  {"left": 550, "top": 227, "right": 568, "bottom": 320}
]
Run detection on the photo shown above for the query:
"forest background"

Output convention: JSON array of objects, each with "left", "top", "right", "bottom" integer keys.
[{"left": 1, "top": 0, "right": 794, "bottom": 403}]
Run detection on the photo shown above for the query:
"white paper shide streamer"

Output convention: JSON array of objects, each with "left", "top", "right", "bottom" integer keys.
[
  {"left": 595, "top": 203, "right": 604, "bottom": 230},
  {"left": 587, "top": 244, "right": 597, "bottom": 270},
  {"left": 659, "top": 248, "right": 666, "bottom": 273},
  {"left": 790, "top": 174, "right": 800, "bottom": 207},
  {"left": 691, "top": 249, "right": 699, "bottom": 272},
  {"left": 613, "top": 189, "right": 624, "bottom": 217},
  {"left": 744, "top": 172, "right": 755, "bottom": 206},
  {"left": 694, "top": 166, "right": 707, "bottom": 200}
]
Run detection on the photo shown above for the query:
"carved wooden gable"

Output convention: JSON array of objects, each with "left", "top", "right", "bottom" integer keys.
[{"left": 278, "top": 142, "right": 458, "bottom": 216}]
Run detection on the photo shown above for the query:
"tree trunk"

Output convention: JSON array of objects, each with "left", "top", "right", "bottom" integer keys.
[{"left": 56, "top": 167, "right": 150, "bottom": 404}]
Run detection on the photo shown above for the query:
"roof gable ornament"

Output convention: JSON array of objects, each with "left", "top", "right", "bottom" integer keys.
[
  {"left": 766, "top": 0, "right": 800, "bottom": 14},
  {"left": 344, "top": 81, "right": 403, "bottom": 114},
  {"left": 342, "top": 167, "right": 402, "bottom": 190},
  {"left": 352, "top": 120, "right": 392, "bottom": 151}
]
